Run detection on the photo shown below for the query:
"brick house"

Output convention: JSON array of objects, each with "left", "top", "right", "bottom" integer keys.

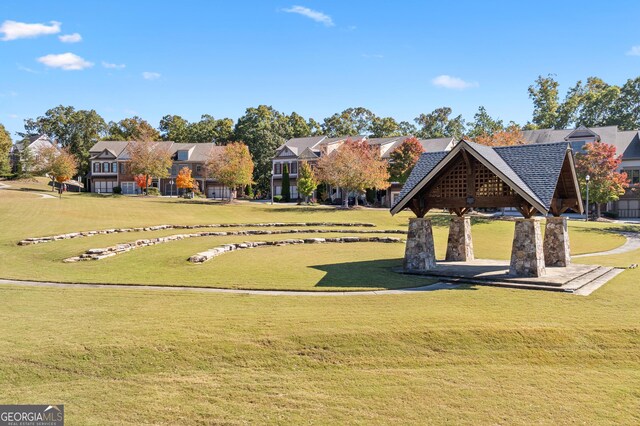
[
  {"left": 271, "top": 135, "right": 456, "bottom": 206},
  {"left": 87, "top": 141, "right": 230, "bottom": 198}
]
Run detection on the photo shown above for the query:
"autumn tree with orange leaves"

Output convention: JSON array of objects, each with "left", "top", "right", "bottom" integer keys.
[
  {"left": 388, "top": 137, "right": 424, "bottom": 184},
  {"left": 206, "top": 142, "right": 254, "bottom": 201},
  {"left": 127, "top": 139, "right": 172, "bottom": 195},
  {"left": 316, "top": 138, "right": 390, "bottom": 208},
  {"left": 474, "top": 124, "right": 527, "bottom": 147},
  {"left": 575, "top": 141, "right": 629, "bottom": 217},
  {"left": 50, "top": 148, "right": 78, "bottom": 198},
  {"left": 176, "top": 166, "right": 197, "bottom": 195},
  {"left": 134, "top": 174, "right": 151, "bottom": 193}
]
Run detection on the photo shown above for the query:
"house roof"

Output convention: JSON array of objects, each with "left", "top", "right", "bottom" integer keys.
[
  {"left": 13, "top": 134, "right": 49, "bottom": 151},
  {"left": 89, "top": 140, "right": 221, "bottom": 162},
  {"left": 89, "top": 141, "right": 131, "bottom": 158},
  {"left": 276, "top": 136, "right": 326, "bottom": 153},
  {"left": 418, "top": 137, "right": 455, "bottom": 152},
  {"left": 390, "top": 140, "right": 578, "bottom": 216}
]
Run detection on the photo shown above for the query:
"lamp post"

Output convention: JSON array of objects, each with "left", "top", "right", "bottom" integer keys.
[
  {"left": 169, "top": 179, "right": 174, "bottom": 198},
  {"left": 270, "top": 171, "right": 274, "bottom": 205},
  {"left": 585, "top": 174, "right": 590, "bottom": 221}
]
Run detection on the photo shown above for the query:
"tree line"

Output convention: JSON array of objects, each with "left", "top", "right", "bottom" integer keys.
[{"left": 2, "top": 74, "right": 640, "bottom": 194}]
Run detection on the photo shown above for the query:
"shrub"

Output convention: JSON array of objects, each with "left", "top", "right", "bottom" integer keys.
[
  {"left": 602, "top": 211, "right": 619, "bottom": 219},
  {"left": 146, "top": 187, "right": 161, "bottom": 196},
  {"left": 273, "top": 195, "right": 283, "bottom": 202},
  {"left": 112, "top": 186, "right": 122, "bottom": 194}
]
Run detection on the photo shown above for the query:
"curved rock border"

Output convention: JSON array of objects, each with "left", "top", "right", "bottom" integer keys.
[
  {"left": 18, "top": 222, "right": 377, "bottom": 246},
  {"left": 63, "top": 229, "right": 407, "bottom": 262},
  {"left": 189, "top": 237, "right": 404, "bottom": 263}
]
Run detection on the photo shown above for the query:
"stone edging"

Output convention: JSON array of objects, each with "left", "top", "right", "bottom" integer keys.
[
  {"left": 188, "top": 237, "right": 404, "bottom": 263},
  {"left": 63, "top": 229, "right": 406, "bottom": 262},
  {"left": 18, "top": 222, "right": 377, "bottom": 246}
]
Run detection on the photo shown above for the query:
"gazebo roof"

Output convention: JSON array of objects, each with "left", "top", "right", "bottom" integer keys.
[{"left": 390, "top": 140, "right": 583, "bottom": 216}]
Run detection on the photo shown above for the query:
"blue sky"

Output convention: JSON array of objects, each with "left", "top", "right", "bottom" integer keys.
[{"left": 1, "top": 0, "right": 640, "bottom": 139}]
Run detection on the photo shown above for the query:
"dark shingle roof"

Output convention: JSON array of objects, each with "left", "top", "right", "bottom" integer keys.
[
  {"left": 391, "top": 140, "right": 573, "bottom": 214},
  {"left": 493, "top": 142, "right": 569, "bottom": 209}
]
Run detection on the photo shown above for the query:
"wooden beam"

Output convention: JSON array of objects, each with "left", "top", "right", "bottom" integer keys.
[{"left": 423, "top": 195, "right": 524, "bottom": 209}]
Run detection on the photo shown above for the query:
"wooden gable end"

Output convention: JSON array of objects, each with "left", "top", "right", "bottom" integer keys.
[
  {"left": 276, "top": 146, "right": 297, "bottom": 158},
  {"left": 408, "top": 151, "right": 527, "bottom": 217},
  {"left": 94, "top": 149, "right": 117, "bottom": 160},
  {"left": 549, "top": 152, "right": 583, "bottom": 216}
]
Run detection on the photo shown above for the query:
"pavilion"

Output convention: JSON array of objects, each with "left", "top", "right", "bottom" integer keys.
[{"left": 390, "top": 140, "right": 583, "bottom": 278}]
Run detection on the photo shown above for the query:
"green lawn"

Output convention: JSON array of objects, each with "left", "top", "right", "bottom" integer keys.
[{"left": 0, "top": 178, "right": 639, "bottom": 424}]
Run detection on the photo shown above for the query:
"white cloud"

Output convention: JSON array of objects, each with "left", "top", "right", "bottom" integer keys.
[
  {"left": 102, "top": 61, "right": 125, "bottom": 69},
  {"left": 0, "top": 20, "right": 61, "bottom": 41},
  {"left": 626, "top": 46, "right": 640, "bottom": 56},
  {"left": 37, "top": 52, "right": 94, "bottom": 70},
  {"left": 17, "top": 64, "right": 38, "bottom": 73},
  {"left": 432, "top": 74, "right": 478, "bottom": 90},
  {"left": 142, "top": 71, "right": 161, "bottom": 80},
  {"left": 59, "top": 33, "right": 82, "bottom": 43},
  {"left": 283, "top": 6, "right": 334, "bottom": 27}
]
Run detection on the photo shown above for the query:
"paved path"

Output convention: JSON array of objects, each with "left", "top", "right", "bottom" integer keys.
[
  {"left": 0, "top": 278, "right": 458, "bottom": 296},
  {"left": 0, "top": 181, "right": 56, "bottom": 199},
  {"left": 573, "top": 232, "right": 640, "bottom": 258}
]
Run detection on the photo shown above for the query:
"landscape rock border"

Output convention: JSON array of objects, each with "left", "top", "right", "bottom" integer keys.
[
  {"left": 188, "top": 237, "right": 404, "bottom": 263},
  {"left": 63, "top": 229, "right": 406, "bottom": 262},
  {"left": 18, "top": 222, "right": 377, "bottom": 246}
]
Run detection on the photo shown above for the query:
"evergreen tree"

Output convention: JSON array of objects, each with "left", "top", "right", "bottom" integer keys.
[{"left": 281, "top": 163, "right": 291, "bottom": 202}]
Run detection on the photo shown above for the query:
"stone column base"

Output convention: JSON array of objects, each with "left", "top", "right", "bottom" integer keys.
[
  {"left": 403, "top": 218, "right": 436, "bottom": 272},
  {"left": 509, "top": 218, "right": 546, "bottom": 277},
  {"left": 544, "top": 216, "right": 571, "bottom": 267},
  {"left": 445, "top": 216, "right": 474, "bottom": 261}
]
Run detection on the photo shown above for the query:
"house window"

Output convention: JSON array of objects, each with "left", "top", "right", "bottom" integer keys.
[
  {"left": 177, "top": 151, "right": 188, "bottom": 161},
  {"left": 171, "top": 164, "right": 178, "bottom": 175},
  {"left": 93, "top": 162, "right": 100, "bottom": 173},
  {"left": 274, "top": 163, "right": 281, "bottom": 174},
  {"left": 290, "top": 162, "right": 298, "bottom": 174},
  {"left": 119, "top": 163, "right": 124, "bottom": 174},
  {"left": 196, "top": 165, "right": 202, "bottom": 174},
  {"left": 102, "top": 162, "right": 110, "bottom": 173},
  {"left": 625, "top": 169, "right": 640, "bottom": 185},
  {"left": 111, "top": 162, "right": 117, "bottom": 173}
]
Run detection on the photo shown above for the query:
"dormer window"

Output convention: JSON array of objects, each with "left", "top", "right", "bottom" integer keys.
[{"left": 177, "top": 150, "right": 188, "bottom": 161}]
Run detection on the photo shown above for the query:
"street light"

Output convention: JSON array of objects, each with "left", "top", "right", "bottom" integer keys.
[
  {"left": 169, "top": 179, "right": 175, "bottom": 198},
  {"left": 585, "top": 174, "right": 590, "bottom": 221},
  {"left": 270, "top": 171, "right": 274, "bottom": 205}
]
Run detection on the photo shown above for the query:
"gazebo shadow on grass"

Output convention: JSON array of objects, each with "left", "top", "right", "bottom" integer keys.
[{"left": 310, "top": 258, "right": 476, "bottom": 291}]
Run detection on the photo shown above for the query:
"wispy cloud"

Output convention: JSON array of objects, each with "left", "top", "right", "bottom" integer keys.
[
  {"left": 0, "top": 20, "right": 61, "bottom": 41},
  {"left": 17, "top": 64, "right": 38, "bottom": 73},
  {"left": 142, "top": 71, "right": 161, "bottom": 80},
  {"left": 626, "top": 46, "right": 640, "bottom": 56},
  {"left": 283, "top": 5, "right": 334, "bottom": 27},
  {"left": 59, "top": 32, "right": 82, "bottom": 43},
  {"left": 8, "top": 114, "right": 19, "bottom": 119},
  {"left": 102, "top": 61, "right": 125, "bottom": 69},
  {"left": 361, "top": 53, "right": 383, "bottom": 59},
  {"left": 37, "top": 52, "right": 94, "bottom": 70},
  {"left": 432, "top": 74, "right": 478, "bottom": 90}
]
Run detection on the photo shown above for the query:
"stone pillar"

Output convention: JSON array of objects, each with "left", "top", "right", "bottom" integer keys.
[
  {"left": 509, "top": 218, "right": 546, "bottom": 277},
  {"left": 543, "top": 216, "right": 571, "bottom": 267},
  {"left": 445, "top": 216, "right": 474, "bottom": 261},
  {"left": 403, "top": 218, "right": 436, "bottom": 272}
]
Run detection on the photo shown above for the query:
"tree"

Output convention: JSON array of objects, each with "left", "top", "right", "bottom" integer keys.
[
  {"left": 49, "top": 148, "right": 78, "bottom": 198},
  {"left": 287, "top": 112, "right": 311, "bottom": 138},
  {"left": 206, "top": 142, "right": 254, "bottom": 201},
  {"left": 159, "top": 115, "right": 190, "bottom": 142},
  {"left": 474, "top": 124, "right": 527, "bottom": 147},
  {"left": 105, "top": 116, "right": 160, "bottom": 141},
  {"left": 281, "top": 163, "right": 291, "bottom": 202},
  {"left": 467, "top": 106, "right": 504, "bottom": 138},
  {"left": 316, "top": 138, "right": 390, "bottom": 208},
  {"left": 297, "top": 161, "right": 317, "bottom": 203},
  {"left": 576, "top": 77, "right": 621, "bottom": 127},
  {"left": 528, "top": 74, "right": 560, "bottom": 129},
  {"left": 35, "top": 145, "right": 60, "bottom": 190},
  {"left": 0, "top": 123, "right": 12, "bottom": 176},
  {"left": 322, "top": 107, "right": 376, "bottom": 137},
  {"left": 22, "top": 105, "right": 107, "bottom": 175},
  {"left": 159, "top": 114, "right": 234, "bottom": 144},
  {"left": 414, "top": 107, "right": 465, "bottom": 139},
  {"left": 126, "top": 140, "right": 172, "bottom": 195},
  {"left": 370, "top": 116, "right": 402, "bottom": 137},
  {"left": 233, "top": 105, "right": 291, "bottom": 194},
  {"left": 176, "top": 166, "right": 196, "bottom": 196},
  {"left": 614, "top": 77, "right": 640, "bottom": 130},
  {"left": 134, "top": 174, "right": 152, "bottom": 193},
  {"left": 388, "top": 137, "right": 424, "bottom": 183},
  {"left": 575, "top": 141, "right": 629, "bottom": 217}
]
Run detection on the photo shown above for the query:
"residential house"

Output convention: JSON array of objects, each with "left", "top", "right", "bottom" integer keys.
[
  {"left": 9, "top": 134, "right": 58, "bottom": 173},
  {"left": 87, "top": 141, "right": 230, "bottom": 198},
  {"left": 271, "top": 135, "right": 456, "bottom": 206}
]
